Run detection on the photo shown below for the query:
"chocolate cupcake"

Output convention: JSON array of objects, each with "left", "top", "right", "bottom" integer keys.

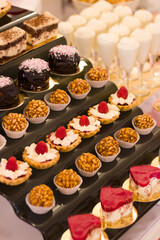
[
  {"left": 0, "top": 75, "right": 19, "bottom": 108},
  {"left": 18, "top": 58, "right": 50, "bottom": 91},
  {"left": 49, "top": 45, "right": 80, "bottom": 74}
]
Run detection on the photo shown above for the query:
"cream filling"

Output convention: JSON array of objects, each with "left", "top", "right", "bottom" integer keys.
[
  {"left": 90, "top": 104, "right": 119, "bottom": 119},
  {"left": 0, "top": 158, "right": 29, "bottom": 180},
  {"left": 130, "top": 176, "right": 160, "bottom": 200},
  {"left": 27, "top": 30, "right": 57, "bottom": 46},
  {"left": 70, "top": 116, "right": 100, "bottom": 132},
  {"left": 111, "top": 92, "right": 135, "bottom": 105},
  {"left": 70, "top": 228, "right": 101, "bottom": 240},
  {"left": 0, "top": 38, "right": 26, "bottom": 58},
  {"left": 25, "top": 143, "right": 58, "bottom": 163},
  {"left": 50, "top": 130, "right": 78, "bottom": 147},
  {"left": 101, "top": 202, "right": 132, "bottom": 223}
]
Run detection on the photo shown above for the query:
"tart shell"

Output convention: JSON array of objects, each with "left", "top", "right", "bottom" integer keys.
[
  {"left": 108, "top": 96, "right": 137, "bottom": 111},
  {"left": 0, "top": 160, "right": 32, "bottom": 186},
  {"left": 0, "top": 1, "right": 11, "bottom": 19},
  {"left": 22, "top": 149, "right": 60, "bottom": 169}
]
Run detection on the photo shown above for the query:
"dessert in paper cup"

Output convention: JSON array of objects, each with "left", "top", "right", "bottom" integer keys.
[
  {"left": 95, "top": 136, "right": 120, "bottom": 162},
  {"left": 25, "top": 184, "right": 55, "bottom": 214},
  {"left": 53, "top": 169, "right": 83, "bottom": 195},
  {"left": 2, "top": 112, "right": 29, "bottom": 139},
  {"left": 0, "top": 135, "right": 6, "bottom": 150},
  {"left": 85, "top": 67, "right": 109, "bottom": 88},
  {"left": 75, "top": 153, "right": 102, "bottom": 177},
  {"left": 132, "top": 114, "right": 156, "bottom": 135},
  {"left": 67, "top": 78, "right": 91, "bottom": 100},
  {"left": 114, "top": 127, "right": 140, "bottom": 149},
  {"left": 44, "top": 89, "right": 71, "bottom": 111}
]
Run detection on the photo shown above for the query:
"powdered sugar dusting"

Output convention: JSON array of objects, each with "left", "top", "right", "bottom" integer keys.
[
  {"left": 0, "top": 76, "right": 12, "bottom": 88},
  {"left": 19, "top": 58, "right": 50, "bottom": 73},
  {"left": 49, "top": 45, "right": 79, "bottom": 57}
]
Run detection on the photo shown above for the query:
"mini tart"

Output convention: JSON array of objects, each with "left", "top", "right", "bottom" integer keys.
[
  {"left": 108, "top": 92, "right": 137, "bottom": 112},
  {"left": 0, "top": 1, "right": 11, "bottom": 19},
  {"left": 22, "top": 147, "right": 60, "bottom": 170},
  {"left": 0, "top": 160, "right": 32, "bottom": 186},
  {"left": 88, "top": 103, "right": 120, "bottom": 125},
  {"left": 46, "top": 129, "right": 81, "bottom": 152},
  {"left": 67, "top": 116, "right": 101, "bottom": 138}
]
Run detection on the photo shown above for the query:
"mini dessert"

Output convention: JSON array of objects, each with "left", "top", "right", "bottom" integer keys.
[
  {"left": 134, "top": 9, "right": 153, "bottom": 27},
  {"left": 92, "top": 0, "right": 112, "bottom": 13},
  {"left": 26, "top": 184, "right": 55, "bottom": 214},
  {"left": 121, "top": 16, "right": 141, "bottom": 32},
  {"left": 100, "top": 187, "right": 133, "bottom": 227},
  {"left": 88, "top": 101, "right": 120, "bottom": 124},
  {"left": 80, "top": 7, "right": 100, "bottom": 21},
  {"left": 113, "top": 5, "right": 132, "bottom": 20},
  {"left": 23, "top": 11, "right": 59, "bottom": 46},
  {"left": 109, "top": 24, "right": 130, "bottom": 38},
  {"left": 117, "top": 127, "right": 138, "bottom": 143},
  {"left": 0, "top": 26, "right": 26, "bottom": 59},
  {"left": 0, "top": 0, "right": 11, "bottom": 19},
  {"left": 67, "top": 14, "right": 86, "bottom": 31},
  {"left": 2, "top": 113, "right": 28, "bottom": 139},
  {"left": 100, "top": 12, "right": 119, "bottom": 28},
  {"left": 85, "top": 67, "right": 109, "bottom": 88},
  {"left": 24, "top": 99, "right": 49, "bottom": 124},
  {"left": 108, "top": 86, "right": 137, "bottom": 111},
  {"left": 76, "top": 152, "right": 101, "bottom": 177},
  {"left": 129, "top": 165, "right": 160, "bottom": 201},
  {"left": 133, "top": 114, "right": 155, "bottom": 135},
  {"left": 68, "top": 78, "right": 90, "bottom": 99},
  {"left": 0, "top": 75, "right": 19, "bottom": 108},
  {"left": 46, "top": 126, "right": 81, "bottom": 152},
  {"left": 0, "top": 156, "right": 32, "bottom": 185},
  {"left": 22, "top": 141, "right": 60, "bottom": 169},
  {"left": 68, "top": 115, "right": 101, "bottom": 138},
  {"left": 18, "top": 58, "right": 50, "bottom": 91},
  {"left": 54, "top": 169, "right": 82, "bottom": 195},
  {"left": 68, "top": 214, "right": 101, "bottom": 240},
  {"left": 58, "top": 21, "right": 73, "bottom": 45},
  {"left": 49, "top": 45, "right": 80, "bottom": 74}
]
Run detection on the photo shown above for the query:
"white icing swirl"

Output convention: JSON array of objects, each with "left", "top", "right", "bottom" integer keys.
[
  {"left": 50, "top": 130, "right": 78, "bottom": 147},
  {"left": 25, "top": 143, "right": 58, "bottom": 163},
  {"left": 111, "top": 92, "right": 135, "bottom": 105},
  {"left": 89, "top": 103, "right": 119, "bottom": 119},
  {"left": 70, "top": 116, "right": 100, "bottom": 132},
  {"left": 0, "top": 158, "right": 29, "bottom": 180}
]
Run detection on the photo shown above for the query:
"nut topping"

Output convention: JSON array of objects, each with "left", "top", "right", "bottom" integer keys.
[
  {"left": 56, "top": 169, "right": 80, "bottom": 188},
  {"left": 69, "top": 78, "right": 90, "bottom": 95},
  {"left": 29, "top": 184, "right": 53, "bottom": 207},
  {"left": 87, "top": 67, "right": 108, "bottom": 81},
  {"left": 118, "top": 127, "right": 138, "bottom": 143},
  {"left": 50, "top": 89, "right": 69, "bottom": 104},
  {"left": 97, "top": 136, "right": 119, "bottom": 156},
  {"left": 25, "top": 99, "right": 48, "bottom": 118},
  {"left": 3, "top": 113, "right": 28, "bottom": 132},
  {"left": 134, "top": 114, "right": 154, "bottom": 129},
  {"left": 77, "top": 152, "right": 100, "bottom": 172}
]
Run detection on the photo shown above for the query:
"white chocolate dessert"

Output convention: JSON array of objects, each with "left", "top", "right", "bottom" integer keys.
[
  {"left": 92, "top": 0, "right": 113, "bottom": 13},
  {"left": 23, "top": 11, "right": 59, "bottom": 46},
  {"left": 0, "top": 26, "right": 26, "bottom": 59},
  {"left": 109, "top": 24, "right": 130, "bottom": 38},
  {"left": 134, "top": 9, "right": 153, "bottom": 27},
  {"left": 100, "top": 12, "right": 119, "bottom": 28},
  {"left": 113, "top": 5, "right": 132, "bottom": 20},
  {"left": 58, "top": 21, "right": 73, "bottom": 45},
  {"left": 87, "top": 19, "right": 107, "bottom": 36},
  {"left": 67, "top": 15, "right": 86, "bottom": 30},
  {"left": 80, "top": 7, "right": 100, "bottom": 21},
  {"left": 145, "top": 23, "right": 160, "bottom": 55},
  {"left": 121, "top": 16, "right": 141, "bottom": 32}
]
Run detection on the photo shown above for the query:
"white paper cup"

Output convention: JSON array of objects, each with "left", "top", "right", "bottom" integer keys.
[
  {"left": 53, "top": 175, "right": 83, "bottom": 195},
  {"left": 44, "top": 92, "right": 71, "bottom": 111},
  {"left": 132, "top": 117, "right": 156, "bottom": 135},
  {"left": 2, "top": 121, "right": 29, "bottom": 139},
  {"left": 95, "top": 143, "right": 121, "bottom": 162},
  {"left": 67, "top": 82, "right": 91, "bottom": 100},
  {"left": 75, "top": 157, "right": 102, "bottom": 177},
  {"left": 24, "top": 107, "right": 50, "bottom": 124},
  {"left": 114, "top": 130, "right": 140, "bottom": 149},
  {"left": 0, "top": 135, "right": 6, "bottom": 150},
  {"left": 85, "top": 73, "right": 109, "bottom": 88},
  {"left": 25, "top": 193, "right": 55, "bottom": 214}
]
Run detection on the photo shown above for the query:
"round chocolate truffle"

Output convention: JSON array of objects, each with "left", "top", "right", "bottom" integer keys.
[
  {"left": 0, "top": 75, "right": 19, "bottom": 108},
  {"left": 49, "top": 45, "right": 80, "bottom": 74},
  {"left": 18, "top": 58, "right": 50, "bottom": 91}
]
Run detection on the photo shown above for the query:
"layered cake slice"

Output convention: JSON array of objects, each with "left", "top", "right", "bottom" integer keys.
[
  {"left": 129, "top": 165, "right": 160, "bottom": 201},
  {"left": 23, "top": 11, "right": 59, "bottom": 46},
  {"left": 0, "top": 26, "right": 26, "bottom": 59},
  {"left": 68, "top": 214, "right": 101, "bottom": 240},
  {"left": 100, "top": 187, "right": 133, "bottom": 227}
]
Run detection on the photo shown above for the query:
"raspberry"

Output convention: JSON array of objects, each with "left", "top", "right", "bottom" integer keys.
[
  {"left": 6, "top": 156, "right": 18, "bottom": 172},
  {"left": 117, "top": 86, "right": 128, "bottom": 99},
  {"left": 98, "top": 101, "right": 108, "bottom": 113},
  {"left": 79, "top": 115, "right": 90, "bottom": 126},
  {"left": 55, "top": 126, "right": 66, "bottom": 140},
  {"left": 35, "top": 141, "right": 48, "bottom": 155}
]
